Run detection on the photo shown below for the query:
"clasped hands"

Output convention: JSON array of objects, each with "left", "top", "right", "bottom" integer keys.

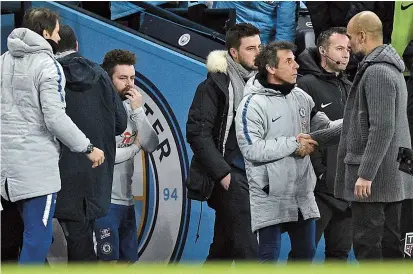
[{"left": 295, "top": 133, "right": 319, "bottom": 157}]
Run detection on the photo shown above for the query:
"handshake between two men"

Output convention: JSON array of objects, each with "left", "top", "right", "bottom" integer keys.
[{"left": 295, "top": 133, "right": 319, "bottom": 157}]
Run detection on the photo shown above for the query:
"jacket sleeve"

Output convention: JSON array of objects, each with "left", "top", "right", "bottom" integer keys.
[
  {"left": 38, "top": 57, "right": 89, "bottom": 153},
  {"left": 186, "top": 80, "right": 231, "bottom": 182},
  {"left": 357, "top": 66, "right": 396, "bottom": 181},
  {"left": 275, "top": 1, "right": 297, "bottom": 42},
  {"left": 235, "top": 96, "right": 299, "bottom": 163},
  {"left": 310, "top": 123, "right": 342, "bottom": 147},
  {"left": 311, "top": 111, "right": 343, "bottom": 131},
  {"left": 310, "top": 110, "right": 342, "bottom": 147},
  {"left": 130, "top": 106, "right": 159, "bottom": 153},
  {"left": 115, "top": 144, "right": 140, "bottom": 164}
]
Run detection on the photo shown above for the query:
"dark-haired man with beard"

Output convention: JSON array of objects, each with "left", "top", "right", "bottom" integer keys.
[
  {"left": 186, "top": 23, "right": 261, "bottom": 262},
  {"left": 95, "top": 49, "right": 159, "bottom": 263}
]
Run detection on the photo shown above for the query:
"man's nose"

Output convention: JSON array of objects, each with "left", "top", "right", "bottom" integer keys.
[{"left": 294, "top": 60, "right": 299, "bottom": 70}]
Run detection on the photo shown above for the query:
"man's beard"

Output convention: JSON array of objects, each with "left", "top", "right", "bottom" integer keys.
[
  {"left": 118, "top": 85, "right": 131, "bottom": 101},
  {"left": 352, "top": 51, "right": 365, "bottom": 62},
  {"left": 239, "top": 57, "right": 256, "bottom": 71}
]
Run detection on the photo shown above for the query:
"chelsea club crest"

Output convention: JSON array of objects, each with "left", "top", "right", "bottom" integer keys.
[{"left": 299, "top": 107, "right": 306, "bottom": 117}]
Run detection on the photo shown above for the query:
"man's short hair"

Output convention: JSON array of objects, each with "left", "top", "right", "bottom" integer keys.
[
  {"left": 226, "top": 23, "right": 260, "bottom": 51},
  {"left": 255, "top": 41, "right": 297, "bottom": 77},
  {"left": 101, "top": 49, "right": 137, "bottom": 78},
  {"left": 316, "top": 27, "right": 348, "bottom": 50},
  {"left": 22, "top": 8, "right": 59, "bottom": 37},
  {"left": 56, "top": 25, "right": 77, "bottom": 53}
]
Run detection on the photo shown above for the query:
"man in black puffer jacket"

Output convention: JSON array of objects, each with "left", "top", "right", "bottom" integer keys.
[
  {"left": 297, "top": 27, "right": 352, "bottom": 261},
  {"left": 186, "top": 23, "right": 260, "bottom": 262},
  {"left": 54, "top": 25, "right": 127, "bottom": 262}
]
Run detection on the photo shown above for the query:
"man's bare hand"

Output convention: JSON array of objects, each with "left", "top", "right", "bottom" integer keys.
[
  {"left": 295, "top": 134, "right": 319, "bottom": 157},
  {"left": 86, "top": 147, "right": 105, "bottom": 168},
  {"left": 125, "top": 88, "right": 143, "bottom": 110},
  {"left": 354, "top": 177, "right": 372, "bottom": 199},
  {"left": 220, "top": 173, "right": 231, "bottom": 191},
  {"left": 296, "top": 133, "right": 312, "bottom": 142}
]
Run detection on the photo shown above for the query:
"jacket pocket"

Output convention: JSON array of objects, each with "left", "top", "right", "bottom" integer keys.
[
  {"left": 186, "top": 157, "right": 215, "bottom": 201},
  {"left": 343, "top": 153, "right": 361, "bottom": 187},
  {"left": 267, "top": 157, "right": 296, "bottom": 197}
]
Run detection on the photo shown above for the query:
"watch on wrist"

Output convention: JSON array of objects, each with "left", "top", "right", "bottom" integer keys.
[{"left": 85, "top": 143, "right": 94, "bottom": 154}]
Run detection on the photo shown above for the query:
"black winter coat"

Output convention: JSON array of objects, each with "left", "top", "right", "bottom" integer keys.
[
  {"left": 186, "top": 71, "right": 232, "bottom": 201},
  {"left": 297, "top": 48, "right": 352, "bottom": 210},
  {"left": 55, "top": 52, "right": 127, "bottom": 221}
]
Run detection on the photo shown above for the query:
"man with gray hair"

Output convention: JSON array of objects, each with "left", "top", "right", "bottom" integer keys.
[{"left": 235, "top": 41, "right": 342, "bottom": 262}]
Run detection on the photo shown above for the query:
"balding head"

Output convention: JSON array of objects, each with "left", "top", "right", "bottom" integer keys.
[{"left": 347, "top": 11, "right": 383, "bottom": 57}]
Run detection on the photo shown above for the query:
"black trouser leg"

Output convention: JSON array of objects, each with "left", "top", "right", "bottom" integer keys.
[{"left": 59, "top": 219, "right": 97, "bottom": 262}]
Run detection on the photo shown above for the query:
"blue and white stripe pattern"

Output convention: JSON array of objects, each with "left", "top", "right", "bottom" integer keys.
[
  {"left": 52, "top": 58, "right": 64, "bottom": 103},
  {"left": 242, "top": 94, "right": 254, "bottom": 145}
]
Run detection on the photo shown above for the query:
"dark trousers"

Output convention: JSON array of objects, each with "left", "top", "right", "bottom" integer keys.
[
  {"left": 352, "top": 201, "right": 403, "bottom": 261},
  {"left": 58, "top": 219, "right": 97, "bottom": 262},
  {"left": 206, "top": 168, "right": 258, "bottom": 262},
  {"left": 401, "top": 199, "right": 413, "bottom": 242},
  {"left": 1, "top": 198, "right": 23, "bottom": 263},
  {"left": 315, "top": 195, "right": 352, "bottom": 261},
  {"left": 260, "top": 212, "right": 316, "bottom": 263}
]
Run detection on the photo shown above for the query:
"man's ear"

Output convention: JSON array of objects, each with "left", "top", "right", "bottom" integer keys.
[
  {"left": 229, "top": 47, "right": 238, "bottom": 60},
  {"left": 266, "top": 64, "right": 276, "bottom": 75},
  {"left": 319, "top": 46, "right": 326, "bottom": 55},
  {"left": 359, "top": 31, "right": 366, "bottom": 44},
  {"left": 43, "top": 29, "right": 51, "bottom": 39}
]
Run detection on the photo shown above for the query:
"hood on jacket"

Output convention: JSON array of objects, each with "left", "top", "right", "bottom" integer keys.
[
  {"left": 206, "top": 50, "right": 228, "bottom": 74},
  {"left": 362, "top": 44, "right": 405, "bottom": 72},
  {"left": 7, "top": 28, "right": 53, "bottom": 57},
  {"left": 297, "top": 47, "right": 323, "bottom": 76},
  {"left": 57, "top": 52, "right": 101, "bottom": 92}
]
